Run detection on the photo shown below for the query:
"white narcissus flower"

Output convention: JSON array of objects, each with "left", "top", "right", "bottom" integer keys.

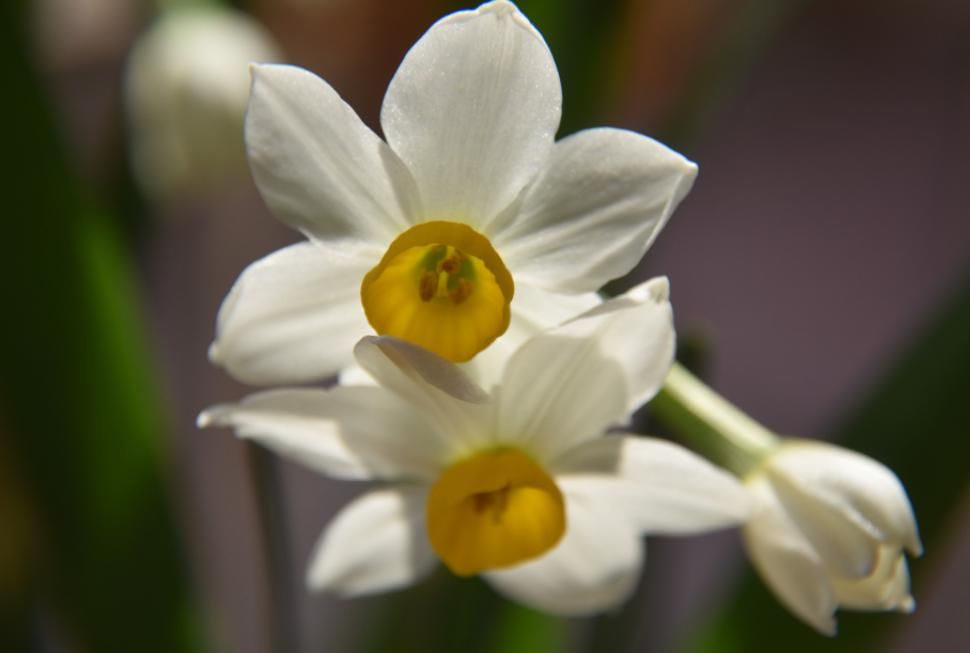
[
  {"left": 209, "top": 0, "right": 697, "bottom": 387},
  {"left": 200, "top": 279, "right": 750, "bottom": 615},
  {"left": 743, "top": 440, "right": 922, "bottom": 635},
  {"left": 125, "top": 7, "right": 281, "bottom": 200}
]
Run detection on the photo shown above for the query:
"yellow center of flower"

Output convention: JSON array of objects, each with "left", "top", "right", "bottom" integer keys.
[
  {"left": 426, "top": 448, "right": 565, "bottom": 576},
  {"left": 360, "top": 221, "right": 514, "bottom": 362}
]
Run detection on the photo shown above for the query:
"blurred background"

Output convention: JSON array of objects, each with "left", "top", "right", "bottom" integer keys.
[{"left": 3, "top": 0, "right": 969, "bottom": 652}]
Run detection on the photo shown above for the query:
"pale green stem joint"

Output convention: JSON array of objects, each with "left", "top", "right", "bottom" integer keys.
[{"left": 653, "top": 362, "right": 778, "bottom": 477}]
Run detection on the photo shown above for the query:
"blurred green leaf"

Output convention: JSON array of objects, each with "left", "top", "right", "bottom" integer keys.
[
  {"left": 677, "top": 269, "right": 970, "bottom": 653},
  {"left": 361, "top": 571, "right": 566, "bottom": 653},
  {"left": 0, "top": 5, "right": 204, "bottom": 653},
  {"left": 484, "top": 602, "right": 566, "bottom": 653}
]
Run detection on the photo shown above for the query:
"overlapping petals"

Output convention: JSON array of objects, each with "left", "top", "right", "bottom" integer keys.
[
  {"left": 742, "top": 440, "right": 922, "bottom": 635},
  {"left": 210, "top": 0, "right": 696, "bottom": 385},
  {"left": 494, "top": 277, "right": 674, "bottom": 459},
  {"left": 201, "top": 279, "right": 750, "bottom": 614}
]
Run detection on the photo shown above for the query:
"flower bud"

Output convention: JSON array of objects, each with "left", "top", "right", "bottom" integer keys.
[
  {"left": 125, "top": 7, "right": 281, "bottom": 200},
  {"left": 743, "top": 440, "right": 922, "bottom": 635}
]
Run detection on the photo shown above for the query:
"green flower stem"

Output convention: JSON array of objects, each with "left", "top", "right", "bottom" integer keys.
[{"left": 653, "top": 363, "right": 778, "bottom": 477}]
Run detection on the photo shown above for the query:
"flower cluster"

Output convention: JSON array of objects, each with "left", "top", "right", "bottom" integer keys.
[
  {"left": 203, "top": 280, "right": 751, "bottom": 613},
  {"left": 201, "top": 0, "right": 919, "bottom": 633}
]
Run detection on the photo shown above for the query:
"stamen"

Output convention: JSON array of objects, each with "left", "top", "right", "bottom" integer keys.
[
  {"left": 426, "top": 448, "right": 565, "bottom": 576},
  {"left": 419, "top": 272, "right": 437, "bottom": 301},
  {"left": 360, "top": 221, "right": 514, "bottom": 362},
  {"left": 471, "top": 483, "right": 511, "bottom": 522},
  {"left": 440, "top": 253, "right": 460, "bottom": 275},
  {"left": 449, "top": 278, "right": 472, "bottom": 304}
]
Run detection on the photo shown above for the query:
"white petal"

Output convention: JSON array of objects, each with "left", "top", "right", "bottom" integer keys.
[
  {"left": 742, "top": 477, "right": 838, "bottom": 636},
  {"left": 198, "top": 386, "right": 445, "bottom": 481},
  {"left": 209, "top": 241, "right": 375, "bottom": 385},
  {"left": 495, "top": 278, "right": 674, "bottom": 460},
  {"left": 353, "top": 337, "right": 492, "bottom": 457},
  {"left": 553, "top": 435, "right": 751, "bottom": 534},
  {"left": 337, "top": 364, "right": 379, "bottom": 387},
  {"left": 306, "top": 486, "right": 437, "bottom": 595},
  {"left": 770, "top": 441, "right": 923, "bottom": 556},
  {"left": 509, "top": 285, "right": 602, "bottom": 333},
  {"left": 380, "top": 1, "right": 560, "bottom": 224},
  {"left": 831, "top": 545, "right": 915, "bottom": 613},
  {"left": 769, "top": 473, "right": 882, "bottom": 580},
  {"left": 355, "top": 336, "right": 488, "bottom": 403},
  {"left": 556, "top": 278, "right": 675, "bottom": 411},
  {"left": 247, "top": 64, "right": 418, "bottom": 243},
  {"left": 484, "top": 487, "right": 642, "bottom": 616},
  {"left": 463, "top": 285, "right": 601, "bottom": 390},
  {"left": 496, "top": 128, "right": 696, "bottom": 293}
]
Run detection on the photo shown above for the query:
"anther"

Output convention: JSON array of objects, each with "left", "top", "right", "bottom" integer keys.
[
  {"left": 440, "top": 254, "right": 461, "bottom": 274},
  {"left": 449, "top": 279, "right": 472, "bottom": 304},
  {"left": 419, "top": 272, "right": 437, "bottom": 302}
]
